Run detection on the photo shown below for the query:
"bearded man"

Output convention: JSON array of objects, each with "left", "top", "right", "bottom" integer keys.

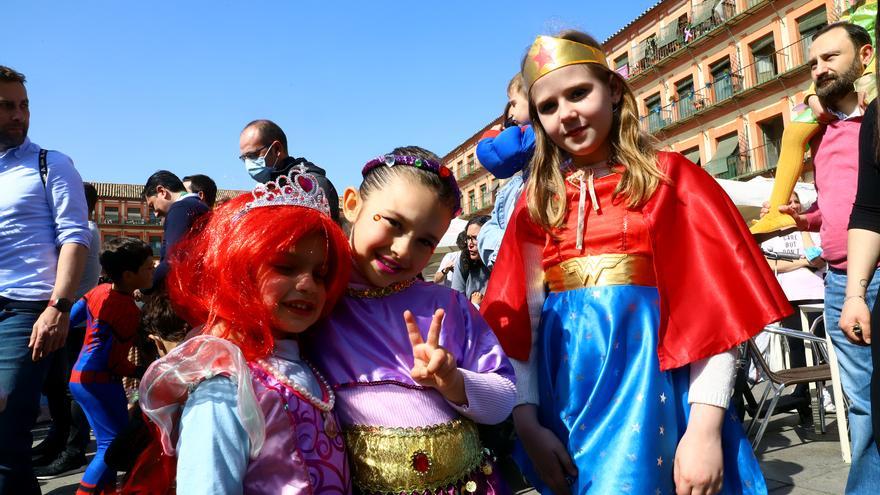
[{"left": 781, "top": 22, "right": 878, "bottom": 493}]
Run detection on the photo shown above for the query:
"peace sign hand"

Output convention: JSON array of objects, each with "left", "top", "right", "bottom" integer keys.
[{"left": 404, "top": 309, "right": 467, "bottom": 405}]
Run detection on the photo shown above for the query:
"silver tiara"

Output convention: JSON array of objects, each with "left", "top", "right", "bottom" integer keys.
[{"left": 242, "top": 165, "right": 330, "bottom": 216}]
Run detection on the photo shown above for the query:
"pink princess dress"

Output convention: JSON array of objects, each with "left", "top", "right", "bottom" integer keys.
[{"left": 138, "top": 334, "right": 350, "bottom": 494}]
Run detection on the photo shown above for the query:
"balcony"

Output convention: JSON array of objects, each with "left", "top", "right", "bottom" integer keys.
[
  {"left": 99, "top": 217, "right": 162, "bottom": 226},
  {"left": 707, "top": 142, "right": 779, "bottom": 180},
  {"left": 626, "top": 0, "right": 771, "bottom": 82},
  {"left": 640, "top": 36, "right": 811, "bottom": 134},
  {"left": 641, "top": 108, "right": 673, "bottom": 134}
]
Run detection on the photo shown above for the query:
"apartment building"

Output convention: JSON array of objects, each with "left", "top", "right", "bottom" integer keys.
[
  {"left": 442, "top": 117, "right": 505, "bottom": 219},
  {"left": 442, "top": 0, "right": 848, "bottom": 221},
  {"left": 606, "top": 0, "right": 838, "bottom": 181}
]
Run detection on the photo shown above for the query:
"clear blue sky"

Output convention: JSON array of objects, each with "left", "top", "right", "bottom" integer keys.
[{"left": 3, "top": 1, "right": 658, "bottom": 192}]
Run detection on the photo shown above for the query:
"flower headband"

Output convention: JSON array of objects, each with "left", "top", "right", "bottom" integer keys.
[
  {"left": 522, "top": 35, "right": 610, "bottom": 90},
  {"left": 362, "top": 154, "right": 462, "bottom": 216}
]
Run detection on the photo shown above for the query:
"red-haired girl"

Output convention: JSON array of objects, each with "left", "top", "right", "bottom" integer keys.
[{"left": 134, "top": 167, "right": 351, "bottom": 494}]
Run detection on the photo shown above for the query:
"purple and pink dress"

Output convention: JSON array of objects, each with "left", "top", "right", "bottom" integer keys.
[
  {"left": 138, "top": 335, "right": 350, "bottom": 494},
  {"left": 308, "top": 280, "right": 517, "bottom": 495}
]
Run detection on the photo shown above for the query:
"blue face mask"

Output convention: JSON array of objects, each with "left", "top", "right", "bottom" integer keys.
[{"left": 244, "top": 142, "right": 276, "bottom": 182}]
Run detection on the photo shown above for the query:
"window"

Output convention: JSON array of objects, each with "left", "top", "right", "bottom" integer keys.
[
  {"left": 468, "top": 190, "right": 477, "bottom": 213},
  {"left": 644, "top": 93, "right": 663, "bottom": 133},
  {"left": 466, "top": 154, "right": 475, "bottom": 174},
  {"left": 798, "top": 7, "right": 827, "bottom": 64},
  {"left": 706, "top": 133, "right": 740, "bottom": 178},
  {"left": 614, "top": 53, "right": 629, "bottom": 79},
  {"left": 675, "top": 77, "right": 697, "bottom": 120},
  {"left": 104, "top": 206, "right": 119, "bottom": 223},
  {"left": 457, "top": 160, "right": 463, "bottom": 178},
  {"left": 149, "top": 236, "right": 162, "bottom": 256},
  {"left": 710, "top": 59, "right": 736, "bottom": 102},
  {"left": 127, "top": 207, "right": 142, "bottom": 223},
  {"left": 750, "top": 34, "right": 778, "bottom": 84},
  {"left": 148, "top": 209, "right": 159, "bottom": 224},
  {"left": 479, "top": 183, "right": 489, "bottom": 207},
  {"left": 758, "top": 115, "right": 785, "bottom": 171}
]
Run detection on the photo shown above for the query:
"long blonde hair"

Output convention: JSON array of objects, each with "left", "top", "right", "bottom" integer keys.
[{"left": 525, "top": 30, "right": 665, "bottom": 230}]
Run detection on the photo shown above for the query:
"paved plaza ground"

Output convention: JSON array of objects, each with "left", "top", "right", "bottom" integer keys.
[{"left": 37, "top": 408, "right": 851, "bottom": 494}]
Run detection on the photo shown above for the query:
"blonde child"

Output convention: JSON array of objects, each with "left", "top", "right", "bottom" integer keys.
[
  {"left": 476, "top": 74, "right": 536, "bottom": 269},
  {"left": 481, "top": 31, "right": 790, "bottom": 494}
]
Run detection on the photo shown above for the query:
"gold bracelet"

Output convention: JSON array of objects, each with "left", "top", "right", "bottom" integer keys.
[{"left": 844, "top": 295, "right": 866, "bottom": 303}]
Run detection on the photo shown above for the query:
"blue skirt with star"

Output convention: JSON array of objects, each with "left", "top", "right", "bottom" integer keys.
[{"left": 515, "top": 285, "right": 767, "bottom": 494}]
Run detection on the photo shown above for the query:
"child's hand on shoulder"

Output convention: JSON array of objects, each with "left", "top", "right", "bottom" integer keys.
[
  {"left": 807, "top": 95, "right": 836, "bottom": 124},
  {"left": 404, "top": 309, "right": 466, "bottom": 405}
]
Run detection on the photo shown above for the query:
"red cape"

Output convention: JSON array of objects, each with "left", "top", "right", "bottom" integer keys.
[{"left": 481, "top": 152, "right": 791, "bottom": 370}]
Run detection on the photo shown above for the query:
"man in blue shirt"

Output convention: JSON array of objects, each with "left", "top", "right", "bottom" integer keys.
[{"left": 0, "top": 65, "right": 90, "bottom": 494}]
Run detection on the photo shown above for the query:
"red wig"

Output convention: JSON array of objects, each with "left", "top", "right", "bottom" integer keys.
[{"left": 166, "top": 194, "right": 350, "bottom": 361}]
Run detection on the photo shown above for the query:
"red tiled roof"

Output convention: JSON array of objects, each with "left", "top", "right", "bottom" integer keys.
[{"left": 88, "top": 182, "right": 248, "bottom": 200}]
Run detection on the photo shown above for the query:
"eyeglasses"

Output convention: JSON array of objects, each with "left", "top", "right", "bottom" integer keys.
[
  {"left": 466, "top": 235, "right": 478, "bottom": 243},
  {"left": 238, "top": 144, "right": 270, "bottom": 162}
]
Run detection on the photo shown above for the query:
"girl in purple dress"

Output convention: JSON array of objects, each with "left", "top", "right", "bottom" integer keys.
[
  {"left": 133, "top": 167, "right": 352, "bottom": 494},
  {"left": 307, "top": 146, "right": 517, "bottom": 495}
]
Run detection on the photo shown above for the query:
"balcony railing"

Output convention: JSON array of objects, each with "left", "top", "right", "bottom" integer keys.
[
  {"left": 640, "top": 37, "right": 811, "bottom": 134},
  {"left": 99, "top": 217, "right": 162, "bottom": 226},
  {"left": 707, "top": 142, "right": 780, "bottom": 180},
  {"left": 676, "top": 92, "right": 699, "bottom": 120},
  {"left": 627, "top": 0, "right": 749, "bottom": 80},
  {"left": 644, "top": 108, "right": 672, "bottom": 134}
]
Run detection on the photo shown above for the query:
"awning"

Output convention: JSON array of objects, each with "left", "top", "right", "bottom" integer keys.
[
  {"left": 657, "top": 23, "right": 679, "bottom": 47},
  {"left": 693, "top": 1, "right": 714, "bottom": 25},
  {"left": 704, "top": 136, "right": 739, "bottom": 176},
  {"left": 421, "top": 218, "right": 468, "bottom": 280},
  {"left": 684, "top": 148, "right": 701, "bottom": 166},
  {"left": 750, "top": 35, "right": 775, "bottom": 53},
  {"left": 798, "top": 8, "right": 827, "bottom": 33},
  {"left": 716, "top": 176, "right": 817, "bottom": 223}
]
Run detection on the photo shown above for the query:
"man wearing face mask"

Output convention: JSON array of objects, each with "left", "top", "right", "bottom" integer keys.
[{"left": 238, "top": 119, "right": 339, "bottom": 222}]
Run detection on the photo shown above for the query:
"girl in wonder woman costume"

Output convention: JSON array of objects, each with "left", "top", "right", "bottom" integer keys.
[
  {"left": 132, "top": 166, "right": 352, "bottom": 494},
  {"left": 306, "top": 146, "right": 516, "bottom": 495},
  {"left": 481, "top": 32, "right": 791, "bottom": 495}
]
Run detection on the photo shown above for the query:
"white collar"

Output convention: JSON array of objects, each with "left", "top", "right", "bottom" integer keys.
[{"left": 830, "top": 105, "right": 864, "bottom": 121}]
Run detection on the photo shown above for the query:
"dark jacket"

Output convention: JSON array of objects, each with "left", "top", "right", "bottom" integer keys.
[
  {"left": 271, "top": 157, "right": 340, "bottom": 222},
  {"left": 151, "top": 195, "right": 210, "bottom": 292}
]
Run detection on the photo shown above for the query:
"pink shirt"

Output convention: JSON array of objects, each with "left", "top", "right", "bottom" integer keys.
[{"left": 803, "top": 117, "right": 862, "bottom": 270}]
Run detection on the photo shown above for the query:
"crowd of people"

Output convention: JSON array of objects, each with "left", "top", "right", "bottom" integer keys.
[{"left": 2, "top": 15, "right": 880, "bottom": 495}]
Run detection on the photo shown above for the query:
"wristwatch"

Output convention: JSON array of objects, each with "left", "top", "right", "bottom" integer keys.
[{"left": 48, "top": 297, "right": 73, "bottom": 313}]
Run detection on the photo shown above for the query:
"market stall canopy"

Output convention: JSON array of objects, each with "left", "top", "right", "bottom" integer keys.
[
  {"left": 422, "top": 218, "right": 468, "bottom": 280},
  {"left": 715, "top": 176, "right": 816, "bottom": 223}
]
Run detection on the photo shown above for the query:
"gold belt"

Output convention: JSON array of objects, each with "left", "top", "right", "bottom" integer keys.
[
  {"left": 544, "top": 254, "right": 655, "bottom": 292},
  {"left": 345, "top": 419, "right": 487, "bottom": 494}
]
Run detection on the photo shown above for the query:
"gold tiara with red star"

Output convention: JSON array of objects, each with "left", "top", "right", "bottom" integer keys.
[{"left": 522, "top": 36, "right": 609, "bottom": 90}]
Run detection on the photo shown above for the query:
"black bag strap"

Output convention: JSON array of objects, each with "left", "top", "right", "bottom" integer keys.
[{"left": 38, "top": 149, "right": 48, "bottom": 188}]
